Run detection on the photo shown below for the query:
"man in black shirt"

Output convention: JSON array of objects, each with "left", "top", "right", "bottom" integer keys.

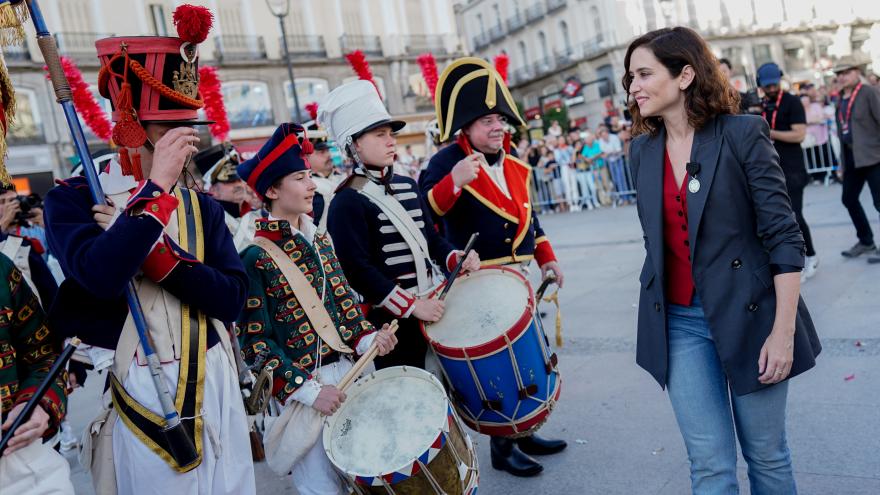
[{"left": 757, "top": 63, "right": 819, "bottom": 280}]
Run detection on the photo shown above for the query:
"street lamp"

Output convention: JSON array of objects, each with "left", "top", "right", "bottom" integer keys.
[{"left": 266, "top": 0, "right": 303, "bottom": 123}]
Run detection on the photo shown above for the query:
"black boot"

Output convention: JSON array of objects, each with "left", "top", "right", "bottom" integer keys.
[
  {"left": 516, "top": 433, "right": 567, "bottom": 456},
  {"left": 490, "top": 437, "right": 543, "bottom": 477}
]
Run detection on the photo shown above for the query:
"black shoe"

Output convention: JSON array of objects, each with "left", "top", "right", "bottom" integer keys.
[
  {"left": 516, "top": 433, "right": 568, "bottom": 456},
  {"left": 842, "top": 242, "right": 877, "bottom": 258},
  {"left": 868, "top": 249, "right": 880, "bottom": 264},
  {"left": 490, "top": 437, "right": 543, "bottom": 477}
]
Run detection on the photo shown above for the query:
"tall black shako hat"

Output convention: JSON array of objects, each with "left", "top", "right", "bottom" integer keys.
[{"left": 434, "top": 57, "right": 525, "bottom": 142}]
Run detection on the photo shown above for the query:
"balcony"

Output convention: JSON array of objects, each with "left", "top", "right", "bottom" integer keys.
[
  {"left": 532, "top": 56, "right": 555, "bottom": 76},
  {"left": 507, "top": 13, "right": 526, "bottom": 33},
  {"left": 510, "top": 66, "right": 534, "bottom": 85},
  {"left": 282, "top": 35, "right": 327, "bottom": 58},
  {"left": 340, "top": 34, "right": 382, "bottom": 56},
  {"left": 555, "top": 46, "right": 575, "bottom": 67},
  {"left": 54, "top": 32, "right": 113, "bottom": 61},
  {"left": 546, "top": 0, "right": 567, "bottom": 12},
  {"left": 404, "top": 34, "right": 446, "bottom": 55},
  {"left": 525, "top": 3, "right": 545, "bottom": 22},
  {"left": 581, "top": 33, "right": 609, "bottom": 60},
  {"left": 473, "top": 33, "right": 490, "bottom": 51},
  {"left": 214, "top": 35, "right": 267, "bottom": 63},
  {"left": 488, "top": 24, "right": 506, "bottom": 42}
]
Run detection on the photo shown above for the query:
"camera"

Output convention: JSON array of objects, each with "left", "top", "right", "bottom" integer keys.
[
  {"left": 14, "top": 193, "right": 43, "bottom": 226},
  {"left": 741, "top": 89, "right": 763, "bottom": 116}
]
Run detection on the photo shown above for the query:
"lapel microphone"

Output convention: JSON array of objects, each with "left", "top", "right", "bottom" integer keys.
[{"left": 686, "top": 162, "right": 701, "bottom": 177}]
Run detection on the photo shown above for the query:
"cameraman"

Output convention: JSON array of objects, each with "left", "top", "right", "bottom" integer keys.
[
  {"left": 757, "top": 63, "right": 819, "bottom": 282},
  {"left": 0, "top": 185, "right": 57, "bottom": 308}
]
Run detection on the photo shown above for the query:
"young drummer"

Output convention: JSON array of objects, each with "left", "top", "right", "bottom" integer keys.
[
  {"left": 320, "top": 81, "right": 480, "bottom": 370},
  {"left": 236, "top": 123, "right": 397, "bottom": 495}
]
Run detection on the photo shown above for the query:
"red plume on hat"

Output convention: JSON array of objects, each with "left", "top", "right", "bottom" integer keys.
[
  {"left": 46, "top": 56, "right": 112, "bottom": 142},
  {"left": 198, "top": 65, "right": 229, "bottom": 142},
  {"left": 345, "top": 50, "right": 381, "bottom": 99},
  {"left": 417, "top": 53, "right": 439, "bottom": 101},
  {"left": 305, "top": 102, "right": 319, "bottom": 121},
  {"left": 173, "top": 4, "right": 214, "bottom": 44},
  {"left": 494, "top": 52, "right": 509, "bottom": 84}
]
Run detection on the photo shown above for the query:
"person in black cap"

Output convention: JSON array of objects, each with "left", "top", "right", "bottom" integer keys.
[
  {"left": 757, "top": 62, "right": 819, "bottom": 281},
  {"left": 306, "top": 130, "right": 343, "bottom": 235},
  {"left": 193, "top": 143, "right": 257, "bottom": 251},
  {"left": 419, "top": 57, "right": 566, "bottom": 478}
]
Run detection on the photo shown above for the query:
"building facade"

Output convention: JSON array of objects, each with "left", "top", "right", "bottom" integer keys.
[
  {"left": 454, "top": 0, "right": 880, "bottom": 135},
  {"left": 3, "top": 0, "right": 463, "bottom": 194}
]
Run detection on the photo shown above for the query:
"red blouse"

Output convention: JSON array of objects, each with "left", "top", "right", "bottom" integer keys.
[{"left": 662, "top": 150, "right": 695, "bottom": 306}]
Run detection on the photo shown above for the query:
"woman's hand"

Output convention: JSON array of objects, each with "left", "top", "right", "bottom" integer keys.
[{"left": 758, "top": 324, "right": 795, "bottom": 384}]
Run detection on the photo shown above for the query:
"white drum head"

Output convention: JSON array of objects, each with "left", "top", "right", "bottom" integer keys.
[
  {"left": 324, "top": 367, "right": 449, "bottom": 477},
  {"left": 425, "top": 269, "right": 530, "bottom": 348}
]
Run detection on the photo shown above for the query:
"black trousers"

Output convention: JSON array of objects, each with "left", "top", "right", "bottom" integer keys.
[
  {"left": 784, "top": 175, "right": 816, "bottom": 257},
  {"left": 370, "top": 310, "right": 427, "bottom": 370},
  {"left": 841, "top": 144, "right": 880, "bottom": 246}
]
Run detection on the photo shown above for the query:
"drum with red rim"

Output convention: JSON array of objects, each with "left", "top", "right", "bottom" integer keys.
[{"left": 421, "top": 266, "right": 561, "bottom": 437}]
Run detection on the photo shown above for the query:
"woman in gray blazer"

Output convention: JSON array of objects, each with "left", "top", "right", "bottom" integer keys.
[{"left": 624, "top": 27, "right": 821, "bottom": 494}]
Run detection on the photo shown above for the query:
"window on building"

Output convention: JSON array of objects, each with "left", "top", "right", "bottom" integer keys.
[
  {"left": 493, "top": 4, "right": 502, "bottom": 28},
  {"left": 518, "top": 40, "right": 529, "bottom": 67},
  {"left": 58, "top": 0, "right": 93, "bottom": 32},
  {"left": 218, "top": 7, "right": 244, "bottom": 35},
  {"left": 7, "top": 88, "right": 46, "bottom": 145},
  {"left": 721, "top": 46, "right": 744, "bottom": 74},
  {"left": 560, "top": 21, "right": 571, "bottom": 52},
  {"left": 783, "top": 42, "right": 807, "bottom": 71},
  {"left": 596, "top": 64, "right": 616, "bottom": 98},
  {"left": 285, "top": 78, "right": 330, "bottom": 121},
  {"left": 590, "top": 6, "right": 602, "bottom": 42},
  {"left": 477, "top": 14, "right": 485, "bottom": 35},
  {"left": 752, "top": 44, "right": 773, "bottom": 68},
  {"left": 222, "top": 81, "right": 274, "bottom": 129},
  {"left": 538, "top": 31, "right": 549, "bottom": 61},
  {"left": 149, "top": 4, "right": 167, "bottom": 36}
]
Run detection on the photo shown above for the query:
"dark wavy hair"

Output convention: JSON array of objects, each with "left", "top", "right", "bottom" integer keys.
[{"left": 621, "top": 27, "right": 740, "bottom": 137}]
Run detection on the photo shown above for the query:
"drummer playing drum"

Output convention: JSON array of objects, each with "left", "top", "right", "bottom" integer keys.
[
  {"left": 236, "top": 123, "right": 397, "bottom": 495},
  {"left": 420, "top": 57, "right": 567, "bottom": 478}
]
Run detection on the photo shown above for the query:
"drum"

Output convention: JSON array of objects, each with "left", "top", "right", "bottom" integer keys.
[
  {"left": 421, "top": 266, "right": 561, "bottom": 438},
  {"left": 323, "top": 367, "right": 478, "bottom": 495}
]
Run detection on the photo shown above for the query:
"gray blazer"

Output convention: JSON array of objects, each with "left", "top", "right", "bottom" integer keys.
[
  {"left": 845, "top": 82, "right": 880, "bottom": 168},
  {"left": 630, "top": 114, "right": 821, "bottom": 396}
]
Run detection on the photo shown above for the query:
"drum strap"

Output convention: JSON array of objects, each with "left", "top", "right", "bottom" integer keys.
[
  {"left": 109, "top": 188, "right": 207, "bottom": 473},
  {"left": 253, "top": 237, "right": 353, "bottom": 354},
  {"left": 358, "top": 180, "right": 433, "bottom": 293}
]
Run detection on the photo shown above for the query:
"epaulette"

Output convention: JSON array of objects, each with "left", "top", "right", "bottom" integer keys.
[{"left": 335, "top": 174, "right": 369, "bottom": 193}]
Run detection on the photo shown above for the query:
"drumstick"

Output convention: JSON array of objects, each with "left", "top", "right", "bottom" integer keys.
[
  {"left": 438, "top": 232, "right": 480, "bottom": 301},
  {"left": 535, "top": 273, "right": 557, "bottom": 302},
  {"left": 337, "top": 320, "right": 399, "bottom": 391}
]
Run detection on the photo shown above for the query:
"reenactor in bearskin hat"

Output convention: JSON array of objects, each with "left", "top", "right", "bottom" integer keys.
[
  {"left": 235, "top": 122, "right": 397, "bottom": 494},
  {"left": 42, "top": 6, "right": 255, "bottom": 493},
  {"left": 320, "top": 80, "right": 480, "bottom": 371},
  {"left": 419, "top": 57, "right": 567, "bottom": 477},
  {"left": 193, "top": 143, "right": 258, "bottom": 251}
]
